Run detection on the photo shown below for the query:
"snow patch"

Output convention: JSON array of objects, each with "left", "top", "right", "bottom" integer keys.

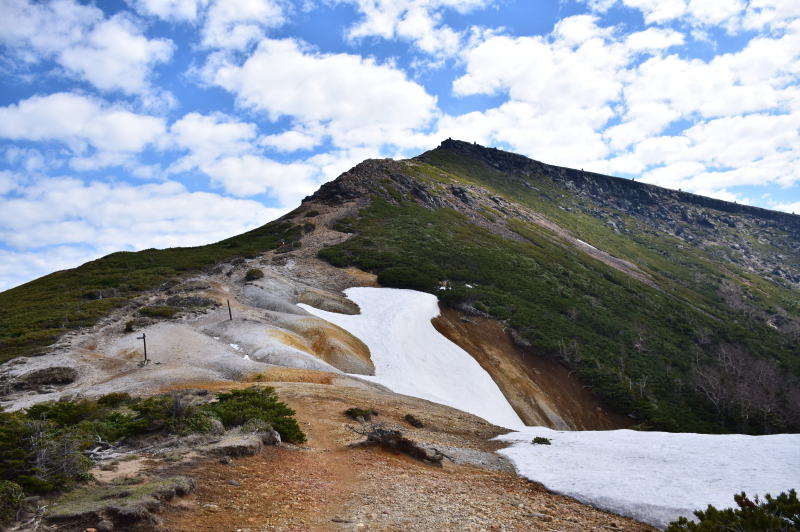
[
  {"left": 229, "top": 343, "right": 241, "bottom": 351},
  {"left": 576, "top": 238, "right": 598, "bottom": 251},
  {"left": 497, "top": 427, "right": 800, "bottom": 528},
  {"left": 299, "top": 287, "right": 524, "bottom": 430}
]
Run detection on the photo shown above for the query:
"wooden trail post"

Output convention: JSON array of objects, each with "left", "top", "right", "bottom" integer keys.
[
  {"left": 227, "top": 299, "right": 232, "bottom": 321},
  {"left": 136, "top": 333, "right": 148, "bottom": 365}
]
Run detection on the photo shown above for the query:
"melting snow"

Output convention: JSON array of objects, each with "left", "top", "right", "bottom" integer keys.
[
  {"left": 299, "top": 287, "right": 524, "bottom": 430},
  {"left": 497, "top": 427, "right": 800, "bottom": 528},
  {"left": 301, "top": 287, "right": 800, "bottom": 528},
  {"left": 576, "top": 238, "right": 598, "bottom": 251},
  {"left": 229, "top": 343, "right": 241, "bottom": 351}
]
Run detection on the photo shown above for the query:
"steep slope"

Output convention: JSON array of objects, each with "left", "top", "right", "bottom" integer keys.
[
  {"left": 2, "top": 140, "right": 798, "bottom": 435},
  {"left": 311, "top": 140, "right": 800, "bottom": 434}
]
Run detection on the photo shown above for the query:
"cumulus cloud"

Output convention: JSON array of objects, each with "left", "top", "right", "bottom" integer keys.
[
  {"left": 58, "top": 14, "right": 173, "bottom": 97},
  {"left": 201, "top": 0, "right": 286, "bottom": 50},
  {"left": 128, "top": 0, "right": 207, "bottom": 21},
  {"left": 446, "top": 15, "right": 628, "bottom": 167},
  {"left": 440, "top": 10, "right": 800, "bottom": 197},
  {"left": 166, "top": 112, "right": 320, "bottom": 204},
  {"left": 339, "top": 0, "right": 492, "bottom": 56},
  {"left": 0, "top": 176, "right": 286, "bottom": 289},
  {"left": 0, "top": 93, "right": 165, "bottom": 155},
  {"left": 209, "top": 38, "right": 438, "bottom": 149},
  {"left": 0, "top": 0, "right": 173, "bottom": 99}
]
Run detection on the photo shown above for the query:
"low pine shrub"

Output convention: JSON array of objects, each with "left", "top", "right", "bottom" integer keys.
[
  {"left": 138, "top": 305, "right": 178, "bottom": 318},
  {"left": 245, "top": 268, "right": 264, "bottom": 281},
  {"left": 205, "top": 387, "right": 305, "bottom": 443},
  {"left": 0, "top": 388, "right": 305, "bottom": 498},
  {"left": 666, "top": 490, "right": 800, "bottom": 531},
  {"left": 377, "top": 266, "right": 437, "bottom": 291},
  {"left": 0, "top": 480, "right": 23, "bottom": 526},
  {"left": 532, "top": 436, "right": 552, "bottom": 445}
]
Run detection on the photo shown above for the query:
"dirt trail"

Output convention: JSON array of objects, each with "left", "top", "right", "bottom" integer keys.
[{"left": 161, "top": 382, "right": 655, "bottom": 532}]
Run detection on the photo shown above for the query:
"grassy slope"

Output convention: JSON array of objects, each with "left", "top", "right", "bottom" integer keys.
[
  {"left": 318, "top": 148, "right": 799, "bottom": 434},
  {"left": 0, "top": 219, "right": 303, "bottom": 363}
]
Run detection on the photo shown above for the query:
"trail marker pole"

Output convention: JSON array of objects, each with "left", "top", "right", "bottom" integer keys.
[
  {"left": 136, "top": 333, "right": 148, "bottom": 365},
  {"left": 227, "top": 299, "right": 232, "bottom": 321}
]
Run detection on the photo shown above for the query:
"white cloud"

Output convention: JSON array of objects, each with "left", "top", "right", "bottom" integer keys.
[
  {"left": 0, "top": 177, "right": 283, "bottom": 250},
  {"left": 0, "top": 170, "right": 21, "bottom": 195},
  {"left": 169, "top": 112, "right": 257, "bottom": 168},
  {"left": 202, "top": 0, "right": 286, "bottom": 50},
  {"left": 0, "top": 0, "right": 102, "bottom": 59},
  {"left": 446, "top": 16, "right": 629, "bottom": 167},
  {"left": 201, "top": 155, "right": 317, "bottom": 201},
  {"left": 770, "top": 200, "right": 800, "bottom": 214},
  {"left": 58, "top": 14, "right": 173, "bottom": 97},
  {"left": 743, "top": 0, "right": 800, "bottom": 30},
  {"left": 0, "top": 177, "right": 287, "bottom": 290},
  {"left": 165, "top": 112, "right": 320, "bottom": 205},
  {"left": 210, "top": 38, "right": 438, "bottom": 149},
  {"left": 340, "top": 0, "right": 492, "bottom": 56},
  {"left": 0, "top": 0, "right": 173, "bottom": 98},
  {"left": 621, "top": 0, "right": 687, "bottom": 24},
  {"left": 0, "top": 246, "right": 107, "bottom": 292},
  {"left": 129, "top": 0, "right": 207, "bottom": 21},
  {"left": 625, "top": 28, "right": 684, "bottom": 51},
  {"left": 260, "top": 129, "right": 321, "bottom": 152},
  {"left": 0, "top": 93, "right": 166, "bottom": 157},
  {"left": 687, "top": 0, "right": 745, "bottom": 27}
]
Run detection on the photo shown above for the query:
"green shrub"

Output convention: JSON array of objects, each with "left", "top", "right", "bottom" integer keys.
[
  {"left": 666, "top": 490, "right": 800, "bottom": 531},
  {"left": 532, "top": 436, "right": 551, "bottom": 445},
  {"left": 97, "top": 392, "right": 132, "bottom": 408},
  {"left": 0, "top": 388, "right": 304, "bottom": 496},
  {"left": 0, "top": 480, "right": 23, "bottom": 526},
  {"left": 205, "top": 387, "right": 305, "bottom": 443},
  {"left": 345, "top": 407, "right": 379, "bottom": 421},
  {"left": 377, "top": 267, "right": 437, "bottom": 291},
  {"left": 181, "top": 411, "right": 217, "bottom": 434},
  {"left": 26, "top": 399, "right": 98, "bottom": 425},
  {"left": 138, "top": 305, "right": 178, "bottom": 318},
  {"left": 245, "top": 268, "right": 264, "bottom": 281}
]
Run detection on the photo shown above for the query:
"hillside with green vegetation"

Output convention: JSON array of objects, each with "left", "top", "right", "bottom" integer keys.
[
  {"left": 0, "top": 218, "right": 303, "bottom": 363},
  {"left": 2, "top": 139, "right": 798, "bottom": 435},
  {"left": 315, "top": 140, "right": 800, "bottom": 434}
]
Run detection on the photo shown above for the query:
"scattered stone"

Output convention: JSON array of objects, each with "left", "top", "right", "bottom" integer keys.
[
  {"left": 203, "top": 434, "right": 263, "bottom": 458},
  {"left": 228, "top": 480, "right": 241, "bottom": 487}
]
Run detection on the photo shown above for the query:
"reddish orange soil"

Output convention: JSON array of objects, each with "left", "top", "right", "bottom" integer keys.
[
  {"left": 160, "top": 382, "right": 654, "bottom": 532},
  {"left": 432, "top": 308, "right": 630, "bottom": 430}
]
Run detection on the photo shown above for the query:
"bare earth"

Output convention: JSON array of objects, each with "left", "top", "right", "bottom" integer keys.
[{"left": 160, "top": 381, "right": 655, "bottom": 532}]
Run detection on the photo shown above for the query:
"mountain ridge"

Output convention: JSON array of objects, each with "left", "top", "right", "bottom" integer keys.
[{"left": 2, "top": 140, "right": 799, "bottom": 435}]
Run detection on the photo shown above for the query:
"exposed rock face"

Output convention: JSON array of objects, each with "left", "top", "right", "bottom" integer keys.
[{"left": 432, "top": 308, "right": 630, "bottom": 430}]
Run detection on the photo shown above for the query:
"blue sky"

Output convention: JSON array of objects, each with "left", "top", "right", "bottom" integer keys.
[{"left": 0, "top": 0, "right": 798, "bottom": 290}]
